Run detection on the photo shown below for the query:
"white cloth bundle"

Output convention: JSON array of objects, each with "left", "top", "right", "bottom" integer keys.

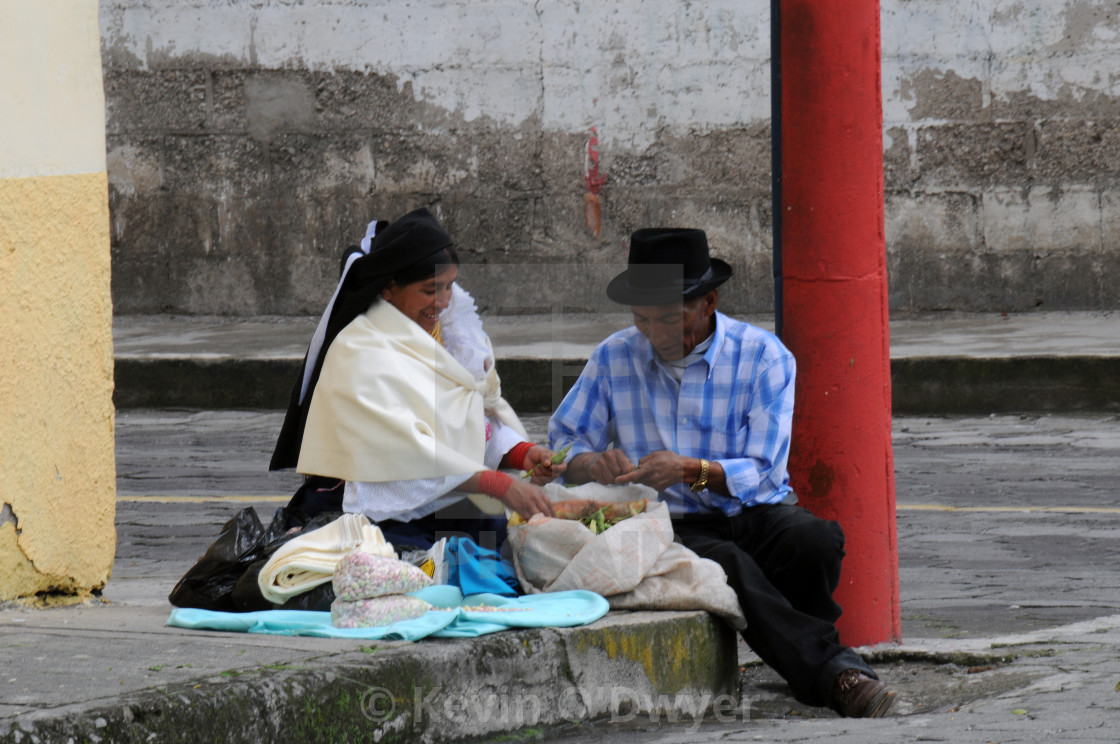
[
  {"left": 257, "top": 513, "right": 394, "bottom": 604},
  {"left": 508, "top": 483, "right": 747, "bottom": 630}
]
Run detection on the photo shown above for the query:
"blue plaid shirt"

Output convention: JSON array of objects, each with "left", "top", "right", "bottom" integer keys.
[{"left": 549, "top": 311, "right": 795, "bottom": 516}]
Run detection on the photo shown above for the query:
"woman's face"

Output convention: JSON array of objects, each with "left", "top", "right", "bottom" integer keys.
[{"left": 381, "top": 264, "right": 459, "bottom": 333}]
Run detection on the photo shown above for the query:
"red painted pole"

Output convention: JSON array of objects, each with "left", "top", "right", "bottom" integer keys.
[{"left": 778, "top": 0, "right": 901, "bottom": 645}]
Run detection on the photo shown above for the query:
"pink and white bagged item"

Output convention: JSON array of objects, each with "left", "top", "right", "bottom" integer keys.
[
  {"left": 330, "top": 595, "right": 433, "bottom": 628},
  {"left": 332, "top": 550, "right": 432, "bottom": 601}
]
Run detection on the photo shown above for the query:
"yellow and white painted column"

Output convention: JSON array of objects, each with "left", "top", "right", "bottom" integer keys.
[{"left": 0, "top": 0, "right": 116, "bottom": 602}]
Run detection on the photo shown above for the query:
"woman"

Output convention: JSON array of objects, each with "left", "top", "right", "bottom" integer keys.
[{"left": 270, "top": 208, "right": 558, "bottom": 550}]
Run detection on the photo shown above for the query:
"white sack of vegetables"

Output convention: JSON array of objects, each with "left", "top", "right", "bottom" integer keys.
[{"left": 507, "top": 483, "right": 745, "bottom": 629}]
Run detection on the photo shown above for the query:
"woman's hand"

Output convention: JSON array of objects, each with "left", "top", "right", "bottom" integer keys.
[
  {"left": 501, "top": 479, "right": 556, "bottom": 520},
  {"left": 522, "top": 445, "right": 568, "bottom": 484}
]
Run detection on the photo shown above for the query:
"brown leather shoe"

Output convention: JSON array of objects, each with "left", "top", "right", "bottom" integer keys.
[{"left": 832, "top": 668, "right": 897, "bottom": 718}]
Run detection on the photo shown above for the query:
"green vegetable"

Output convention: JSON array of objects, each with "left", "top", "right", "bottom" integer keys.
[
  {"left": 580, "top": 506, "right": 609, "bottom": 534},
  {"left": 578, "top": 502, "right": 645, "bottom": 534},
  {"left": 521, "top": 442, "right": 573, "bottom": 478}
]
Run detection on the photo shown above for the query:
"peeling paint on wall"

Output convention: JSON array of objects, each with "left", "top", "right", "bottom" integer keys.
[
  {"left": 102, "top": 0, "right": 1120, "bottom": 314},
  {"left": 2, "top": 0, "right": 116, "bottom": 603}
]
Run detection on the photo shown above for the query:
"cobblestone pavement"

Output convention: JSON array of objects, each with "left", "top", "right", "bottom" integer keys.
[{"left": 113, "top": 411, "right": 1120, "bottom": 742}]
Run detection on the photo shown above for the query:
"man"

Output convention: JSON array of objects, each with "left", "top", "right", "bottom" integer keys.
[{"left": 549, "top": 227, "right": 896, "bottom": 718}]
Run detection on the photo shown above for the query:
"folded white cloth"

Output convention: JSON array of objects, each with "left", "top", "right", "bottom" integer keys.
[{"left": 257, "top": 514, "right": 394, "bottom": 604}]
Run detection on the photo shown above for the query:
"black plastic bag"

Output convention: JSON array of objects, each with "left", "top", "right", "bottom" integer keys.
[{"left": 169, "top": 506, "right": 341, "bottom": 612}]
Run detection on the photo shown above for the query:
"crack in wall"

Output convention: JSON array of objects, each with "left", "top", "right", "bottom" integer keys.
[
  {"left": 0, "top": 502, "right": 91, "bottom": 603},
  {"left": 1, "top": 501, "right": 20, "bottom": 534}
]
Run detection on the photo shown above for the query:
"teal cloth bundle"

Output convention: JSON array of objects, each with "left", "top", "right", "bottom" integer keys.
[
  {"left": 166, "top": 586, "right": 608, "bottom": 640},
  {"left": 444, "top": 536, "right": 520, "bottom": 597}
]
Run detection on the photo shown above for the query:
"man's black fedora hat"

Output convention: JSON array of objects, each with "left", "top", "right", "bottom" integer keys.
[{"left": 606, "top": 228, "right": 733, "bottom": 305}]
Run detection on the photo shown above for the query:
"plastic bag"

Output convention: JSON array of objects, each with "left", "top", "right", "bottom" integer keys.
[
  {"left": 168, "top": 506, "right": 342, "bottom": 612},
  {"left": 399, "top": 537, "right": 448, "bottom": 583},
  {"left": 507, "top": 483, "right": 746, "bottom": 629}
]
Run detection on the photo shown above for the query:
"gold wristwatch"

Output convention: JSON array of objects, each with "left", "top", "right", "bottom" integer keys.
[{"left": 690, "top": 458, "right": 710, "bottom": 492}]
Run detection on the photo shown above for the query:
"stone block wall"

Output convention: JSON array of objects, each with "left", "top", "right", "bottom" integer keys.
[
  {"left": 102, "top": 0, "right": 1120, "bottom": 315},
  {"left": 882, "top": 1, "right": 1120, "bottom": 311}
]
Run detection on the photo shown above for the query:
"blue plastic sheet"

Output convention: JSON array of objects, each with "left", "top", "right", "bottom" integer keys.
[{"left": 166, "top": 586, "right": 608, "bottom": 640}]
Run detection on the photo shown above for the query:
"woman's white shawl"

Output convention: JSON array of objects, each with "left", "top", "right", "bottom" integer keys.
[{"left": 297, "top": 287, "right": 526, "bottom": 483}]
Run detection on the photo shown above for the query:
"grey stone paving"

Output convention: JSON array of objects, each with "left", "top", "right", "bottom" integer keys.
[
  {"left": 112, "top": 410, "right": 1120, "bottom": 638},
  {"left": 102, "top": 409, "right": 1120, "bottom": 742},
  {"left": 527, "top": 413, "right": 1120, "bottom": 743}
]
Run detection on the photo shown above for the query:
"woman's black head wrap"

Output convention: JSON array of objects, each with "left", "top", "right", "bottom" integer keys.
[{"left": 270, "top": 207, "right": 456, "bottom": 471}]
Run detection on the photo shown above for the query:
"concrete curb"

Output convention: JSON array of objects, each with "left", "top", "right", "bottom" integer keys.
[
  {"left": 113, "top": 356, "right": 1120, "bottom": 413},
  {"left": 890, "top": 356, "right": 1120, "bottom": 413},
  {"left": 0, "top": 611, "right": 737, "bottom": 744},
  {"left": 114, "top": 358, "right": 300, "bottom": 409}
]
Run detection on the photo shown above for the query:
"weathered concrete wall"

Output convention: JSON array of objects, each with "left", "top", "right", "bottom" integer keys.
[
  {"left": 0, "top": 0, "right": 116, "bottom": 602},
  {"left": 101, "top": 0, "right": 1120, "bottom": 315},
  {"left": 883, "top": 1, "right": 1120, "bottom": 311}
]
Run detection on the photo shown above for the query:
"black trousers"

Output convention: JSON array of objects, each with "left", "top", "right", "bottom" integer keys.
[
  {"left": 377, "top": 503, "right": 508, "bottom": 554},
  {"left": 286, "top": 476, "right": 507, "bottom": 553},
  {"left": 673, "top": 503, "right": 875, "bottom": 708}
]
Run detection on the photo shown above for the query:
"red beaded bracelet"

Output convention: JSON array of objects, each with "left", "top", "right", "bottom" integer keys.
[
  {"left": 478, "top": 470, "right": 514, "bottom": 500},
  {"left": 506, "top": 441, "right": 535, "bottom": 471}
]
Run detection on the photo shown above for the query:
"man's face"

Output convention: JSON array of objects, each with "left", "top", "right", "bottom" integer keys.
[{"left": 631, "top": 291, "right": 717, "bottom": 361}]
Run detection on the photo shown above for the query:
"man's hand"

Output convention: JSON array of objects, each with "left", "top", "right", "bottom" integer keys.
[
  {"left": 614, "top": 450, "right": 692, "bottom": 491},
  {"left": 567, "top": 450, "right": 635, "bottom": 485},
  {"left": 500, "top": 479, "right": 556, "bottom": 520}
]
